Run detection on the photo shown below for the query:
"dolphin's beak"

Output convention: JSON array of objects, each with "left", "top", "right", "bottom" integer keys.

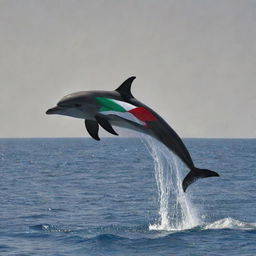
[{"left": 46, "top": 106, "right": 64, "bottom": 115}]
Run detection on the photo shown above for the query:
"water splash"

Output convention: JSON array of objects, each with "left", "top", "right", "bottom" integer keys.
[{"left": 142, "top": 136, "right": 201, "bottom": 231}]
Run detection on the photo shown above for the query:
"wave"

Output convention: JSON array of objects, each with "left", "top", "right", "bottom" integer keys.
[
  {"left": 92, "top": 233, "right": 126, "bottom": 241},
  {"left": 203, "top": 217, "right": 256, "bottom": 231},
  {"left": 29, "top": 218, "right": 256, "bottom": 242}
]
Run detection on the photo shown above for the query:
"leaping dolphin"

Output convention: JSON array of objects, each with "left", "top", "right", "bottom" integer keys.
[{"left": 46, "top": 77, "right": 219, "bottom": 192}]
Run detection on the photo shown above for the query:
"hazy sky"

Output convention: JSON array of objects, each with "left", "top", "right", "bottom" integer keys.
[{"left": 1, "top": 0, "right": 255, "bottom": 138}]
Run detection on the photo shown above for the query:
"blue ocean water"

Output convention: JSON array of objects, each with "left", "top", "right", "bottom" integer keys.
[{"left": 0, "top": 137, "right": 255, "bottom": 255}]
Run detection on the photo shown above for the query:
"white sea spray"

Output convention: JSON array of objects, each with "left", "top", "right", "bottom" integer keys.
[{"left": 141, "top": 136, "right": 201, "bottom": 231}]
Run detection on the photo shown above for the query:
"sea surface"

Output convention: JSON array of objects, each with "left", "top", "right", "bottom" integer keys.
[{"left": 0, "top": 137, "right": 255, "bottom": 256}]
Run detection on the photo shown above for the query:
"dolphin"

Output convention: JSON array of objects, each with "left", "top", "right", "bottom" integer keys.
[{"left": 46, "top": 77, "right": 219, "bottom": 192}]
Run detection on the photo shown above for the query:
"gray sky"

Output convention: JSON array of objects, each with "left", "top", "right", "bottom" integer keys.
[{"left": 0, "top": 0, "right": 255, "bottom": 138}]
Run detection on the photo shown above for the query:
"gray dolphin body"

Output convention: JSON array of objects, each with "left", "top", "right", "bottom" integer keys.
[{"left": 46, "top": 77, "right": 219, "bottom": 192}]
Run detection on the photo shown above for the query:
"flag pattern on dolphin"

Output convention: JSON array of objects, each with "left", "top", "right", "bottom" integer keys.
[{"left": 96, "top": 97, "right": 157, "bottom": 126}]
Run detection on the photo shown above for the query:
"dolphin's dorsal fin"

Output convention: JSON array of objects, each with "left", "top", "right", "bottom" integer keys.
[{"left": 115, "top": 76, "right": 136, "bottom": 99}]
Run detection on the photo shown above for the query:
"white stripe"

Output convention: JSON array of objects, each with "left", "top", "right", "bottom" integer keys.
[
  {"left": 100, "top": 111, "right": 145, "bottom": 126},
  {"left": 111, "top": 99, "right": 136, "bottom": 111}
]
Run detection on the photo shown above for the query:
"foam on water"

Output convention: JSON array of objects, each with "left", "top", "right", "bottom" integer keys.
[
  {"left": 141, "top": 136, "right": 201, "bottom": 231},
  {"left": 203, "top": 217, "right": 256, "bottom": 230}
]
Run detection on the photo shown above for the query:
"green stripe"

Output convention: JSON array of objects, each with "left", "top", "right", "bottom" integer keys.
[{"left": 96, "top": 97, "right": 126, "bottom": 112}]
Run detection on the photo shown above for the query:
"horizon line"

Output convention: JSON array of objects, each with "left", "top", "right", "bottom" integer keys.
[{"left": 0, "top": 136, "right": 255, "bottom": 140}]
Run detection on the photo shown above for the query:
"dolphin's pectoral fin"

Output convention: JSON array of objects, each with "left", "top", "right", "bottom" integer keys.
[
  {"left": 115, "top": 76, "right": 136, "bottom": 100},
  {"left": 95, "top": 114, "right": 118, "bottom": 136},
  {"left": 182, "top": 168, "right": 220, "bottom": 192},
  {"left": 84, "top": 119, "right": 100, "bottom": 141}
]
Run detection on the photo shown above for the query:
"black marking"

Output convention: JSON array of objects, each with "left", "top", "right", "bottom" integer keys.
[
  {"left": 95, "top": 114, "right": 118, "bottom": 136},
  {"left": 115, "top": 76, "right": 136, "bottom": 100},
  {"left": 182, "top": 168, "right": 220, "bottom": 192},
  {"left": 84, "top": 119, "right": 100, "bottom": 140}
]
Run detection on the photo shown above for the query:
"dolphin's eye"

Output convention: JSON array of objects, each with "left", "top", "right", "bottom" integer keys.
[{"left": 74, "top": 104, "right": 81, "bottom": 107}]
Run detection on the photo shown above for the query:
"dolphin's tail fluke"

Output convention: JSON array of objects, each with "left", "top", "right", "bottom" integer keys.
[{"left": 182, "top": 168, "right": 219, "bottom": 192}]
